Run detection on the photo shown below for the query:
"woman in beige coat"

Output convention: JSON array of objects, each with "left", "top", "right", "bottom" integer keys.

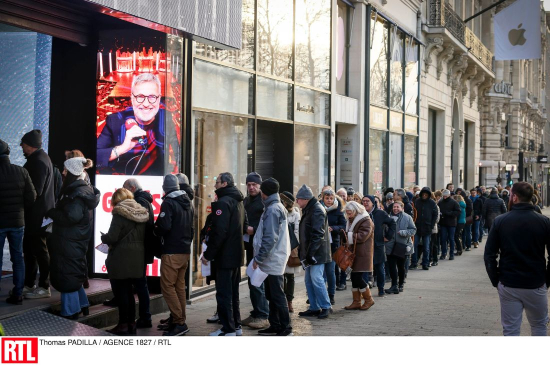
[{"left": 342, "top": 202, "right": 375, "bottom": 311}]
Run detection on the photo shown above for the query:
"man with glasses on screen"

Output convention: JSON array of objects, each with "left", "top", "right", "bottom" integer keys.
[{"left": 96, "top": 73, "right": 167, "bottom": 176}]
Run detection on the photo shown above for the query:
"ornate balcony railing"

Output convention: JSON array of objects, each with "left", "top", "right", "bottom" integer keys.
[
  {"left": 465, "top": 27, "right": 493, "bottom": 71},
  {"left": 428, "top": 0, "right": 494, "bottom": 71}
]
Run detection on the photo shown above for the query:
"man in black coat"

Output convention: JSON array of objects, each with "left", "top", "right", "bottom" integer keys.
[
  {"left": 438, "top": 189, "right": 461, "bottom": 260},
  {"left": 123, "top": 178, "right": 155, "bottom": 329},
  {"left": 20, "top": 130, "right": 56, "bottom": 299},
  {"left": 484, "top": 182, "right": 550, "bottom": 336},
  {"left": 296, "top": 184, "right": 333, "bottom": 319},
  {"left": 482, "top": 188, "right": 507, "bottom": 232},
  {"left": 470, "top": 188, "right": 483, "bottom": 248},
  {"left": 241, "top": 172, "right": 269, "bottom": 329},
  {"left": 363, "top": 195, "right": 395, "bottom": 296},
  {"left": 154, "top": 174, "right": 194, "bottom": 336},
  {"left": 411, "top": 187, "right": 438, "bottom": 270},
  {"left": 456, "top": 188, "right": 473, "bottom": 251},
  {"left": 0, "top": 139, "right": 36, "bottom": 304},
  {"left": 202, "top": 172, "right": 247, "bottom": 336}
]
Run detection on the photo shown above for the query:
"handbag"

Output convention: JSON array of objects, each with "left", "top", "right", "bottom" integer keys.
[
  {"left": 287, "top": 247, "right": 301, "bottom": 267},
  {"left": 332, "top": 230, "right": 356, "bottom": 272}
]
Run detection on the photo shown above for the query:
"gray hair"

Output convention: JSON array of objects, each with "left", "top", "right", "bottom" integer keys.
[
  {"left": 218, "top": 172, "right": 234, "bottom": 186},
  {"left": 131, "top": 73, "right": 161, "bottom": 93},
  {"left": 123, "top": 178, "right": 142, "bottom": 191},
  {"left": 345, "top": 201, "right": 366, "bottom": 215},
  {"left": 337, "top": 188, "right": 347, "bottom": 195},
  {"left": 395, "top": 188, "right": 406, "bottom": 198}
]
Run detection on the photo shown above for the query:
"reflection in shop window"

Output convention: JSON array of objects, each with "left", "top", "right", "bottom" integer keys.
[
  {"left": 404, "top": 134, "right": 417, "bottom": 187},
  {"left": 193, "top": 111, "right": 251, "bottom": 287},
  {"left": 295, "top": 0, "right": 331, "bottom": 90},
  {"left": 369, "top": 129, "right": 387, "bottom": 194},
  {"left": 194, "top": 0, "right": 255, "bottom": 69},
  {"left": 370, "top": 15, "right": 388, "bottom": 107},
  {"left": 294, "top": 125, "right": 329, "bottom": 195},
  {"left": 294, "top": 87, "right": 330, "bottom": 125},
  {"left": 258, "top": 0, "right": 293, "bottom": 79},
  {"left": 390, "top": 29, "right": 403, "bottom": 111},
  {"left": 404, "top": 38, "right": 419, "bottom": 115},
  {"left": 257, "top": 76, "right": 293, "bottom": 120}
]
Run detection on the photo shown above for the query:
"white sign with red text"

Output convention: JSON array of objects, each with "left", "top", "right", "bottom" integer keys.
[{"left": 94, "top": 175, "right": 164, "bottom": 275}]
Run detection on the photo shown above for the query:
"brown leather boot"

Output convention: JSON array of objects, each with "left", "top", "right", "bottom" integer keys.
[
  {"left": 344, "top": 290, "right": 362, "bottom": 310},
  {"left": 360, "top": 288, "right": 375, "bottom": 310},
  {"left": 287, "top": 301, "right": 294, "bottom": 313}
]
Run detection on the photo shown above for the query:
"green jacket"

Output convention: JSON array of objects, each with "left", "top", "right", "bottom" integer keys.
[{"left": 102, "top": 199, "right": 149, "bottom": 279}]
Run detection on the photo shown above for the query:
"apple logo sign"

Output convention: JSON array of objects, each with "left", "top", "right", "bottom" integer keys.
[{"left": 508, "top": 24, "right": 527, "bottom": 46}]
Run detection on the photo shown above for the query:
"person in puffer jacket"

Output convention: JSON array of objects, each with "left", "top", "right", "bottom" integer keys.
[
  {"left": 281, "top": 191, "right": 301, "bottom": 313},
  {"left": 482, "top": 188, "right": 507, "bottom": 232}
]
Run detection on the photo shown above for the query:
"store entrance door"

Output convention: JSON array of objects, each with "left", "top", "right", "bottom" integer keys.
[
  {"left": 255, "top": 120, "right": 294, "bottom": 192},
  {"left": 389, "top": 133, "right": 403, "bottom": 188}
]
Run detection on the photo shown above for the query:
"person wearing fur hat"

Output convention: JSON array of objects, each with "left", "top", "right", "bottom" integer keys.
[
  {"left": 0, "top": 139, "right": 37, "bottom": 305},
  {"left": 102, "top": 188, "right": 148, "bottom": 335},
  {"left": 20, "top": 129, "right": 57, "bottom": 300},
  {"left": 296, "top": 184, "right": 333, "bottom": 319},
  {"left": 280, "top": 191, "right": 301, "bottom": 313},
  {"left": 47, "top": 156, "right": 99, "bottom": 318},
  {"left": 342, "top": 201, "right": 375, "bottom": 310}
]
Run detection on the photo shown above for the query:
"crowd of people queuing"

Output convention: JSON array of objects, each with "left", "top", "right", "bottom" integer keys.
[{"left": 1, "top": 130, "right": 547, "bottom": 337}]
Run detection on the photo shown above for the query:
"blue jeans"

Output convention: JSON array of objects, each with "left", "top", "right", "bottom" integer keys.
[
  {"left": 0, "top": 227, "right": 25, "bottom": 297},
  {"left": 304, "top": 264, "right": 331, "bottom": 311},
  {"left": 323, "top": 260, "right": 336, "bottom": 296},
  {"left": 463, "top": 224, "right": 472, "bottom": 249},
  {"left": 412, "top": 233, "right": 430, "bottom": 267},
  {"left": 478, "top": 218, "right": 485, "bottom": 241},
  {"left": 60, "top": 286, "right": 89, "bottom": 316},
  {"left": 248, "top": 280, "right": 269, "bottom": 319},
  {"left": 374, "top": 262, "right": 385, "bottom": 292},
  {"left": 440, "top": 226, "right": 456, "bottom": 257},
  {"left": 472, "top": 220, "right": 480, "bottom": 242}
]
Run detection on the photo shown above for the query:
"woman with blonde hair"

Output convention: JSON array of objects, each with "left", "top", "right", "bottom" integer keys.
[
  {"left": 342, "top": 201, "right": 375, "bottom": 311},
  {"left": 47, "top": 156, "right": 99, "bottom": 319},
  {"left": 353, "top": 192, "right": 364, "bottom": 204},
  {"left": 102, "top": 188, "right": 149, "bottom": 335}
]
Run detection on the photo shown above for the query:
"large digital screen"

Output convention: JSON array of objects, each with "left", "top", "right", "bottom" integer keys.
[{"left": 93, "top": 30, "right": 183, "bottom": 275}]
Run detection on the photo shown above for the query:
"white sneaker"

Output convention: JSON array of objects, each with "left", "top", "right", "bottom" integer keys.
[
  {"left": 9, "top": 285, "right": 35, "bottom": 296},
  {"left": 209, "top": 328, "right": 237, "bottom": 336},
  {"left": 235, "top": 326, "right": 243, "bottom": 336},
  {"left": 25, "top": 286, "right": 51, "bottom": 299}
]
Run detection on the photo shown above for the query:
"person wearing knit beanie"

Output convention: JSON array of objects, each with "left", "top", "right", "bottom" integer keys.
[
  {"left": 364, "top": 195, "right": 377, "bottom": 209},
  {"left": 21, "top": 130, "right": 43, "bottom": 149},
  {"left": 0, "top": 139, "right": 10, "bottom": 156},
  {"left": 280, "top": 191, "right": 295, "bottom": 205},
  {"left": 260, "top": 177, "right": 279, "bottom": 197},
  {"left": 162, "top": 174, "right": 179, "bottom": 193},
  {"left": 296, "top": 184, "right": 314, "bottom": 200},
  {"left": 246, "top": 172, "right": 262, "bottom": 185},
  {"left": 64, "top": 157, "right": 87, "bottom": 177}
]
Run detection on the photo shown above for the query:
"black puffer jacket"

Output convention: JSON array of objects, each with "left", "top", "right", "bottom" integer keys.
[
  {"left": 299, "top": 198, "right": 331, "bottom": 265},
  {"left": 134, "top": 189, "right": 155, "bottom": 264},
  {"left": 203, "top": 185, "right": 247, "bottom": 269},
  {"left": 47, "top": 180, "right": 100, "bottom": 293},
  {"left": 414, "top": 187, "right": 439, "bottom": 235},
  {"left": 438, "top": 196, "right": 461, "bottom": 227},
  {"left": 323, "top": 199, "right": 346, "bottom": 252},
  {"left": 370, "top": 207, "right": 396, "bottom": 265},
  {"left": 482, "top": 192, "right": 507, "bottom": 229},
  {"left": 155, "top": 190, "right": 194, "bottom": 255},
  {"left": 0, "top": 155, "right": 36, "bottom": 229},
  {"left": 24, "top": 149, "right": 56, "bottom": 233},
  {"left": 179, "top": 183, "right": 195, "bottom": 201},
  {"left": 244, "top": 193, "right": 264, "bottom": 234},
  {"left": 402, "top": 195, "right": 414, "bottom": 217},
  {"left": 472, "top": 196, "right": 483, "bottom": 220}
]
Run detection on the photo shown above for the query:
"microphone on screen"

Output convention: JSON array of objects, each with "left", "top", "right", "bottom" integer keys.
[{"left": 125, "top": 119, "right": 147, "bottom": 146}]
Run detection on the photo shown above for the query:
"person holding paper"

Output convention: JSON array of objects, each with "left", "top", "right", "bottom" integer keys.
[
  {"left": 242, "top": 172, "right": 269, "bottom": 330},
  {"left": 202, "top": 172, "right": 247, "bottom": 336},
  {"left": 251, "top": 178, "right": 292, "bottom": 336},
  {"left": 296, "top": 184, "right": 333, "bottom": 319}
]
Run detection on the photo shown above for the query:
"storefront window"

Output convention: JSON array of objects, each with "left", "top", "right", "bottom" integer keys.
[
  {"left": 405, "top": 39, "right": 419, "bottom": 115},
  {"left": 257, "top": 0, "right": 293, "bottom": 79},
  {"left": 294, "top": 86, "right": 330, "bottom": 125},
  {"left": 294, "top": 125, "right": 329, "bottom": 194},
  {"left": 404, "top": 134, "right": 417, "bottom": 187},
  {"left": 193, "top": 111, "right": 252, "bottom": 287},
  {"left": 370, "top": 15, "right": 388, "bottom": 107},
  {"left": 194, "top": 0, "right": 255, "bottom": 69},
  {"left": 335, "top": 1, "right": 348, "bottom": 95},
  {"left": 295, "top": 0, "right": 331, "bottom": 90},
  {"left": 369, "top": 129, "right": 387, "bottom": 194},
  {"left": 193, "top": 59, "right": 254, "bottom": 115},
  {"left": 257, "top": 76, "right": 293, "bottom": 121},
  {"left": 390, "top": 29, "right": 403, "bottom": 111}
]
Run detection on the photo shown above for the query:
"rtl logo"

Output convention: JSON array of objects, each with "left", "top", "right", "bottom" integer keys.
[{"left": 1, "top": 338, "right": 38, "bottom": 364}]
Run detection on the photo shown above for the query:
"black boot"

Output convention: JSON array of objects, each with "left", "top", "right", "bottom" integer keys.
[
  {"left": 329, "top": 294, "right": 335, "bottom": 305},
  {"left": 398, "top": 285, "right": 404, "bottom": 292},
  {"left": 384, "top": 285, "right": 399, "bottom": 294}
]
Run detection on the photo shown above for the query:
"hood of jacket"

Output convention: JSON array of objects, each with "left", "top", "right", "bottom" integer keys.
[
  {"left": 419, "top": 186, "right": 432, "bottom": 198},
  {"left": 134, "top": 189, "right": 153, "bottom": 204},
  {"left": 113, "top": 199, "right": 149, "bottom": 223},
  {"left": 489, "top": 192, "right": 499, "bottom": 199},
  {"left": 216, "top": 185, "right": 244, "bottom": 202},
  {"left": 164, "top": 189, "right": 191, "bottom": 209},
  {"left": 262, "top": 193, "right": 280, "bottom": 208},
  {"left": 64, "top": 180, "right": 100, "bottom": 210}
]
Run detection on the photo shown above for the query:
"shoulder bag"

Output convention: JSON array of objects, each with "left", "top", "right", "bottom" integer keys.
[{"left": 332, "top": 230, "right": 356, "bottom": 272}]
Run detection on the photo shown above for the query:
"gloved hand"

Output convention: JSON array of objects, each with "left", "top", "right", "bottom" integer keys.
[{"left": 306, "top": 256, "right": 317, "bottom": 265}]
